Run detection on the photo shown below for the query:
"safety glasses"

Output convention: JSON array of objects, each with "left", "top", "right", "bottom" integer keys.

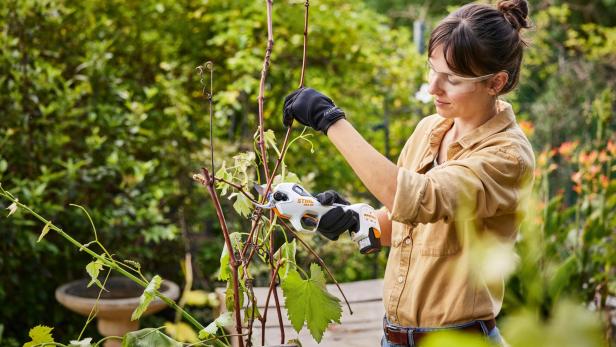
[{"left": 426, "top": 61, "right": 495, "bottom": 94}]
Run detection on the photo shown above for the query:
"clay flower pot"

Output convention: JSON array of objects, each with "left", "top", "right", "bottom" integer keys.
[{"left": 55, "top": 277, "right": 179, "bottom": 347}]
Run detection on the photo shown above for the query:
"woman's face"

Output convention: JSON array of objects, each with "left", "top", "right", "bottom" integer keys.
[{"left": 427, "top": 45, "right": 497, "bottom": 121}]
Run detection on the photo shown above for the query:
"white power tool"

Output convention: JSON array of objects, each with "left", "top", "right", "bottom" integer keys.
[{"left": 255, "top": 183, "right": 381, "bottom": 254}]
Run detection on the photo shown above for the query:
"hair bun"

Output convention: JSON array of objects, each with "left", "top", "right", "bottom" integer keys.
[{"left": 497, "top": 0, "right": 530, "bottom": 31}]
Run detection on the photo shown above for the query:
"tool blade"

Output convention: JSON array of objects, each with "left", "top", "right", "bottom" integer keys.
[{"left": 253, "top": 184, "right": 268, "bottom": 197}]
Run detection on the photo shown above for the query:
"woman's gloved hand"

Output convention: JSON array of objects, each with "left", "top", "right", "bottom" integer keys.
[
  {"left": 282, "top": 87, "right": 346, "bottom": 134},
  {"left": 314, "top": 190, "right": 359, "bottom": 241}
]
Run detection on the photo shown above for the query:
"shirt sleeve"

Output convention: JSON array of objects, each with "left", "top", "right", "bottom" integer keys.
[{"left": 389, "top": 146, "right": 528, "bottom": 224}]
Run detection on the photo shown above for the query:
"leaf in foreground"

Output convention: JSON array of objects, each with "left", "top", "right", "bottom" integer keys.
[
  {"left": 69, "top": 337, "right": 93, "bottom": 347},
  {"left": 23, "top": 325, "right": 54, "bottom": 347},
  {"left": 164, "top": 321, "right": 199, "bottom": 343},
  {"left": 85, "top": 258, "right": 106, "bottom": 290},
  {"left": 122, "top": 328, "right": 181, "bottom": 347},
  {"left": 281, "top": 263, "right": 342, "bottom": 342},
  {"left": 131, "top": 275, "right": 162, "bottom": 321},
  {"left": 198, "top": 312, "right": 233, "bottom": 339}
]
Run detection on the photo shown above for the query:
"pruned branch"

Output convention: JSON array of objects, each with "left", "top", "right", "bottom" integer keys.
[{"left": 196, "top": 167, "right": 244, "bottom": 347}]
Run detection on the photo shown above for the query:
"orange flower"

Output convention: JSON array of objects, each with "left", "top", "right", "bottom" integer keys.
[
  {"left": 579, "top": 150, "right": 598, "bottom": 166},
  {"left": 548, "top": 163, "right": 558, "bottom": 173},
  {"left": 571, "top": 171, "right": 582, "bottom": 184},
  {"left": 537, "top": 149, "right": 554, "bottom": 167},
  {"left": 607, "top": 140, "right": 616, "bottom": 156},
  {"left": 573, "top": 184, "right": 582, "bottom": 194},
  {"left": 598, "top": 150, "right": 609, "bottom": 163},
  {"left": 589, "top": 165, "right": 601, "bottom": 177},
  {"left": 600, "top": 175, "right": 609, "bottom": 189},
  {"left": 558, "top": 141, "right": 579, "bottom": 158},
  {"left": 519, "top": 120, "right": 535, "bottom": 137}
]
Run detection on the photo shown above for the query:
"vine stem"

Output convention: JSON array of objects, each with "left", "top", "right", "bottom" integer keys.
[
  {"left": 215, "top": 177, "right": 260, "bottom": 205},
  {"left": 279, "top": 219, "right": 353, "bottom": 314},
  {"left": 198, "top": 168, "right": 245, "bottom": 347},
  {"left": 260, "top": 260, "right": 284, "bottom": 346},
  {"left": 247, "top": 0, "right": 311, "bottom": 341},
  {"left": 256, "top": 0, "right": 274, "bottom": 184},
  {"left": 299, "top": 0, "right": 310, "bottom": 88},
  {"left": 0, "top": 192, "right": 205, "bottom": 332}
]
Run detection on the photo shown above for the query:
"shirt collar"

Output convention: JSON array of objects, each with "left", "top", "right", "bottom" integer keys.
[{"left": 428, "top": 100, "right": 516, "bottom": 150}]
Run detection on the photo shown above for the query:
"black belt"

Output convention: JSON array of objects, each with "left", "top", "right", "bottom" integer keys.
[{"left": 383, "top": 318, "right": 496, "bottom": 346}]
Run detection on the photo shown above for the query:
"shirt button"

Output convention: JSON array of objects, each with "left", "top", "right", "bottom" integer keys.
[
  {"left": 404, "top": 238, "right": 411, "bottom": 245},
  {"left": 397, "top": 276, "right": 404, "bottom": 283}
]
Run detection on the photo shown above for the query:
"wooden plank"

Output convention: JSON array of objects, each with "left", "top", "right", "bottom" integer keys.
[
  {"left": 254, "top": 300, "right": 384, "bottom": 347},
  {"left": 216, "top": 279, "right": 385, "bottom": 347}
]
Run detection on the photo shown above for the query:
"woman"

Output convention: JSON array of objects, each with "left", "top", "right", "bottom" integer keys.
[{"left": 282, "top": 0, "right": 534, "bottom": 346}]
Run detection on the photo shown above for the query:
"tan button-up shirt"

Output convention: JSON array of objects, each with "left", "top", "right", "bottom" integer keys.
[{"left": 383, "top": 101, "right": 534, "bottom": 327}]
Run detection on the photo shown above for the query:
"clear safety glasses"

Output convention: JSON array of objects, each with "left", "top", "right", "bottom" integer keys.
[{"left": 426, "top": 61, "right": 495, "bottom": 94}]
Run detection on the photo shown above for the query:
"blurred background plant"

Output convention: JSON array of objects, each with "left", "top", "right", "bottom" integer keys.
[{"left": 0, "top": 0, "right": 614, "bottom": 346}]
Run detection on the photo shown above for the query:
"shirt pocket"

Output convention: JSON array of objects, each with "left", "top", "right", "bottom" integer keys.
[{"left": 415, "top": 222, "right": 462, "bottom": 256}]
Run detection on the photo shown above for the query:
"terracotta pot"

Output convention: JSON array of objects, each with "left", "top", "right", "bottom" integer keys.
[{"left": 55, "top": 277, "right": 179, "bottom": 347}]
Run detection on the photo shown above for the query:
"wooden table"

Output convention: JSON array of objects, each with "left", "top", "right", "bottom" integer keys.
[{"left": 218, "top": 279, "right": 384, "bottom": 347}]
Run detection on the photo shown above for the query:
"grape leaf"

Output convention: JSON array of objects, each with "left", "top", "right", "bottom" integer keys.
[
  {"left": 122, "top": 328, "right": 181, "bottom": 347},
  {"left": 198, "top": 312, "right": 233, "bottom": 339},
  {"left": 281, "top": 263, "right": 342, "bottom": 342},
  {"left": 231, "top": 192, "right": 252, "bottom": 218},
  {"left": 224, "top": 279, "right": 244, "bottom": 312},
  {"left": 23, "top": 325, "right": 54, "bottom": 347},
  {"left": 264, "top": 129, "right": 281, "bottom": 156},
  {"left": 218, "top": 232, "right": 242, "bottom": 281},
  {"left": 274, "top": 240, "right": 297, "bottom": 279},
  {"left": 85, "top": 258, "right": 105, "bottom": 289},
  {"left": 131, "top": 275, "right": 162, "bottom": 321}
]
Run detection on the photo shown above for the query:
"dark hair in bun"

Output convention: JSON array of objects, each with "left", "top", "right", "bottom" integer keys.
[
  {"left": 498, "top": 0, "right": 531, "bottom": 31},
  {"left": 428, "top": 0, "right": 531, "bottom": 94}
]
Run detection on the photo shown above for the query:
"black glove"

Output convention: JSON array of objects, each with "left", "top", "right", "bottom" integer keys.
[
  {"left": 282, "top": 87, "right": 346, "bottom": 134},
  {"left": 314, "top": 190, "right": 359, "bottom": 241}
]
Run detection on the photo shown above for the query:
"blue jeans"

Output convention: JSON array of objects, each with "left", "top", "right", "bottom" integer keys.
[{"left": 381, "top": 319, "right": 506, "bottom": 347}]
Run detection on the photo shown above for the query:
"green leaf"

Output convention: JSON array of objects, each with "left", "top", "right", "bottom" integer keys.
[
  {"left": 548, "top": 255, "right": 580, "bottom": 299},
  {"left": 244, "top": 303, "right": 262, "bottom": 323},
  {"left": 23, "top": 325, "right": 54, "bottom": 347},
  {"left": 218, "top": 244, "right": 230, "bottom": 281},
  {"left": 198, "top": 312, "right": 233, "bottom": 339},
  {"left": 215, "top": 161, "right": 230, "bottom": 196},
  {"left": 37, "top": 221, "right": 52, "bottom": 243},
  {"left": 264, "top": 129, "right": 281, "bottom": 156},
  {"left": 225, "top": 279, "right": 245, "bottom": 313},
  {"left": 164, "top": 322, "right": 198, "bottom": 343},
  {"left": 231, "top": 192, "right": 253, "bottom": 218},
  {"left": 184, "top": 290, "right": 210, "bottom": 306},
  {"left": 275, "top": 240, "right": 297, "bottom": 279},
  {"left": 281, "top": 264, "right": 342, "bottom": 343},
  {"left": 69, "top": 337, "right": 93, "bottom": 347},
  {"left": 85, "top": 258, "right": 105, "bottom": 289},
  {"left": 122, "top": 328, "right": 181, "bottom": 347},
  {"left": 131, "top": 275, "right": 162, "bottom": 321},
  {"left": 218, "top": 232, "right": 243, "bottom": 281}
]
